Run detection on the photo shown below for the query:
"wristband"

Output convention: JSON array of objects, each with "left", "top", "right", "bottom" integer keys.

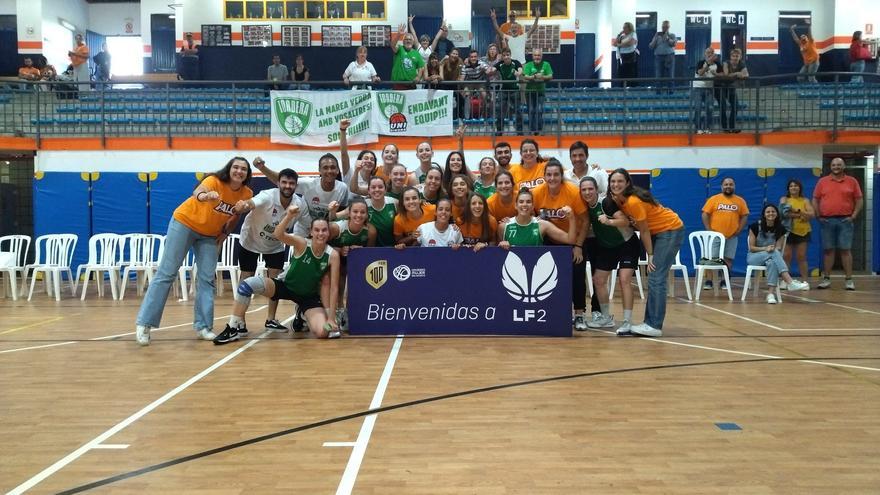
[{"left": 197, "top": 192, "right": 206, "bottom": 201}]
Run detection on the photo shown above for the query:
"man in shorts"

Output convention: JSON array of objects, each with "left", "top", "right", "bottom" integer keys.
[
  {"left": 812, "top": 157, "right": 863, "bottom": 290},
  {"left": 701, "top": 177, "right": 748, "bottom": 290}
]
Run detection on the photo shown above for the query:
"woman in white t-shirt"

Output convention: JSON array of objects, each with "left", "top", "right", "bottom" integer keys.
[
  {"left": 416, "top": 198, "right": 463, "bottom": 248},
  {"left": 342, "top": 46, "right": 380, "bottom": 89}
]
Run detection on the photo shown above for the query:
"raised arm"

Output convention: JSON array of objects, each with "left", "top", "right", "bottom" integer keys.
[
  {"left": 338, "top": 119, "right": 351, "bottom": 179},
  {"left": 348, "top": 161, "right": 369, "bottom": 195},
  {"left": 456, "top": 122, "right": 466, "bottom": 154},
  {"left": 789, "top": 24, "right": 801, "bottom": 45},
  {"left": 525, "top": 7, "right": 541, "bottom": 38},
  {"left": 391, "top": 23, "right": 406, "bottom": 54},
  {"left": 430, "top": 21, "right": 445, "bottom": 52},
  {"left": 408, "top": 15, "right": 419, "bottom": 39},
  {"left": 274, "top": 204, "right": 307, "bottom": 251},
  {"left": 253, "top": 156, "right": 279, "bottom": 185},
  {"left": 490, "top": 9, "right": 505, "bottom": 37}
]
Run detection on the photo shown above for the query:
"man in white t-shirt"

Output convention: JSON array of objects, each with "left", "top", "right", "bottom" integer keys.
[
  {"left": 294, "top": 153, "right": 350, "bottom": 237},
  {"left": 239, "top": 164, "right": 307, "bottom": 331},
  {"left": 491, "top": 7, "right": 540, "bottom": 64}
]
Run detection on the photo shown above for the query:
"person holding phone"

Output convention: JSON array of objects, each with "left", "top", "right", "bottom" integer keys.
[{"left": 649, "top": 20, "right": 676, "bottom": 91}]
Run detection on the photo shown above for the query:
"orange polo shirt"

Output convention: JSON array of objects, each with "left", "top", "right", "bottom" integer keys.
[
  {"left": 393, "top": 203, "right": 436, "bottom": 238},
  {"left": 457, "top": 215, "right": 497, "bottom": 244},
  {"left": 173, "top": 175, "right": 253, "bottom": 237},
  {"left": 702, "top": 193, "right": 749, "bottom": 238},
  {"left": 531, "top": 181, "right": 586, "bottom": 232},
  {"left": 487, "top": 192, "right": 517, "bottom": 221},
  {"left": 620, "top": 195, "right": 683, "bottom": 234},
  {"left": 510, "top": 162, "right": 547, "bottom": 191}
]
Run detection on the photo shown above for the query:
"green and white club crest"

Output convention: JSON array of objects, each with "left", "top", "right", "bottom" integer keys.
[
  {"left": 376, "top": 91, "right": 406, "bottom": 119},
  {"left": 274, "top": 97, "right": 313, "bottom": 138}
]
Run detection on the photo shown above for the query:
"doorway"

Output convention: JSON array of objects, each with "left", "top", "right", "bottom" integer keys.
[
  {"left": 635, "top": 12, "right": 656, "bottom": 79},
  {"left": 105, "top": 36, "right": 144, "bottom": 77},
  {"left": 720, "top": 11, "right": 747, "bottom": 61},
  {"left": 778, "top": 11, "right": 812, "bottom": 76},
  {"left": 685, "top": 11, "right": 711, "bottom": 73}
]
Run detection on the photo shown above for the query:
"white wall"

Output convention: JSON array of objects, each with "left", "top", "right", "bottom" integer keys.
[
  {"left": 88, "top": 2, "right": 140, "bottom": 36},
  {"left": 0, "top": 0, "right": 15, "bottom": 15}
]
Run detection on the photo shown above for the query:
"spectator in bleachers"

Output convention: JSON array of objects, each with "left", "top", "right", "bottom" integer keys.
[
  {"left": 267, "top": 54, "right": 289, "bottom": 91},
  {"left": 522, "top": 48, "right": 553, "bottom": 135},
  {"left": 649, "top": 20, "right": 676, "bottom": 91},
  {"left": 425, "top": 54, "right": 442, "bottom": 87},
  {"left": 179, "top": 33, "right": 200, "bottom": 81},
  {"left": 498, "top": 9, "right": 517, "bottom": 36},
  {"left": 491, "top": 7, "right": 540, "bottom": 65},
  {"left": 41, "top": 64, "right": 57, "bottom": 83},
  {"left": 849, "top": 31, "right": 873, "bottom": 84},
  {"left": 440, "top": 48, "right": 464, "bottom": 118},
  {"left": 701, "top": 177, "right": 749, "bottom": 290},
  {"left": 292, "top": 54, "right": 310, "bottom": 89},
  {"left": 433, "top": 21, "right": 457, "bottom": 60},
  {"left": 18, "top": 57, "right": 41, "bottom": 88},
  {"left": 68, "top": 33, "right": 90, "bottom": 91},
  {"left": 779, "top": 179, "right": 815, "bottom": 283},
  {"left": 343, "top": 46, "right": 380, "bottom": 89},
  {"left": 482, "top": 44, "right": 502, "bottom": 74},
  {"left": 461, "top": 49, "right": 490, "bottom": 118},
  {"left": 719, "top": 48, "right": 749, "bottom": 133},
  {"left": 408, "top": 15, "right": 441, "bottom": 64},
  {"left": 493, "top": 48, "right": 523, "bottom": 136},
  {"left": 812, "top": 157, "right": 863, "bottom": 290},
  {"left": 746, "top": 205, "right": 810, "bottom": 304},
  {"left": 692, "top": 46, "right": 720, "bottom": 134},
  {"left": 391, "top": 24, "right": 426, "bottom": 89},
  {"left": 790, "top": 21, "right": 818, "bottom": 83},
  {"left": 612, "top": 22, "right": 638, "bottom": 84},
  {"left": 93, "top": 43, "right": 111, "bottom": 86}
]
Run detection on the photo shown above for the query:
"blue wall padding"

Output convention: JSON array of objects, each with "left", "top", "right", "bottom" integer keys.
[
  {"left": 33, "top": 172, "right": 91, "bottom": 274},
  {"left": 92, "top": 173, "right": 148, "bottom": 234},
  {"left": 650, "top": 168, "right": 708, "bottom": 274},
  {"left": 708, "top": 169, "right": 767, "bottom": 276},
  {"left": 765, "top": 168, "right": 822, "bottom": 277},
  {"left": 148, "top": 173, "right": 199, "bottom": 234}
]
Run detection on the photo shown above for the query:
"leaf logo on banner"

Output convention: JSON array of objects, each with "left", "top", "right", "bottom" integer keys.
[
  {"left": 274, "top": 97, "right": 313, "bottom": 138},
  {"left": 376, "top": 91, "right": 406, "bottom": 118},
  {"left": 502, "top": 251, "right": 558, "bottom": 303}
]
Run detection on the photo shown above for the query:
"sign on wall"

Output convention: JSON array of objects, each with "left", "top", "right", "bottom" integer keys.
[
  {"left": 525, "top": 24, "right": 561, "bottom": 55},
  {"left": 282, "top": 25, "right": 311, "bottom": 47},
  {"left": 347, "top": 247, "right": 573, "bottom": 336},
  {"left": 361, "top": 25, "right": 391, "bottom": 47},
  {"left": 242, "top": 24, "right": 273, "bottom": 47},
  {"left": 321, "top": 25, "right": 352, "bottom": 47},
  {"left": 201, "top": 24, "right": 232, "bottom": 46}
]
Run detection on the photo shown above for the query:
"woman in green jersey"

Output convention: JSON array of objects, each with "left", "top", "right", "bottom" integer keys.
[
  {"left": 213, "top": 204, "right": 341, "bottom": 344},
  {"left": 417, "top": 166, "right": 446, "bottom": 205},
  {"left": 366, "top": 176, "right": 397, "bottom": 247},
  {"left": 497, "top": 189, "right": 575, "bottom": 248},
  {"left": 329, "top": 197, "right": 376, "bottom": 330},
  {"left": 474, "top": 156, "right": 498, "bottom": 198}
]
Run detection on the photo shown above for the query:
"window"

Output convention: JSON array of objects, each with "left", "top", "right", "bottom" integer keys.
[
  {"left": 505, "top": 0, "right": 568, "bottom": 18},
  {"left": 224, "top": 0, "right": 385, "bottom": 20}
]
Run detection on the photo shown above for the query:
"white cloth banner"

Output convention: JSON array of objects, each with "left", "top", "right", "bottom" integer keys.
[
  {"left": 270, "top": 90, "right": 377, "bottom": 147},
  {"left": 370, "top": 89, "right": 454, "bottom": 137}
]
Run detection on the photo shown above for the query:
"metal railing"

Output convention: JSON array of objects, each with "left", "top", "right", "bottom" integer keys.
[{"left": 1, "top": 73, "right": 878, "bottom": 148}]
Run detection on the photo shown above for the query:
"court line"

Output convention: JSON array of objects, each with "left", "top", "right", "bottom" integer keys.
[
  {"left": 92, "top": 444, "right": 129, "bottom": 450},
  {"left": 337, "top": 335, "right": 404, "bottom": 495},
  {"left": 0, "top": 305, "right": 268, "bottom": 354},
  {"left": 687, "top": 299, "right": 878, "bottom": 334},
  {"left": 323, "top": 442, "right": 357, "bottom": 448},
  {"left": 0, "top": 316, "right": 65, "bottom": 335},
  {"left": 7, "top": 329, "right": 272, "bottom": 495},
  {"left": 688, "top": 301, "right": 785, "bottom": 331},
  {"left": 52, "top": 356, "right": 880, "bottom": 494},
  {"left": 774, "top": 328, "right": 878, "bottom": 332}
]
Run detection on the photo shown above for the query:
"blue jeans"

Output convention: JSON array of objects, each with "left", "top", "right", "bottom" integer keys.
[
  {"left": 850, "top": 60, "right": 866, "bottom": 83},
  {"left": 654, "top": 54, "right": 675, "bottom": 90},
  {"left": 527, "top": 91, "right": 545, "bottom": 133},
  {"left": 798, "top": 62, "right": 819, "bottom": 83},
  {"left": 820, "top": 217, "right": 854, "bottom": 250},
  {"left": 691, "top": 87, "right": 713, "bottom": 131},
  {"left": 746, "top": 250, "right": 789, "bottom": 286},
  {"left": 136, "top": 218, "right": 219, "bottom": 331},
  {"left": 644, "top": 228, "right": 685, "bottom": 329}
]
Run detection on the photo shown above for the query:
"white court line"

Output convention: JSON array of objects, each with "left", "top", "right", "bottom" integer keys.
[
  {"left": 775, "top": 328, "right": 879, "bottom": 332},
  {"left": 824, "top": 302, "right": 880, "bottom": 316},
  {"left": 7, "top": 330, "right": 272, "bottom": 495},
  {"left": 92, "top": 444, "right": 129, "bottom": 449},
  {"left": 689, "top": 301, "right": 785, "bottom": 331},
  {"left": 323, "top": 442, "right": 357, "bottom": 448},
  {"left": 337, "top": 335, "right": 404, "bottom": 495},
  {"left": 0, "top": 305, "right": 268, "bottom": 354}
]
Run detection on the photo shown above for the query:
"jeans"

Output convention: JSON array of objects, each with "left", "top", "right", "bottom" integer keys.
[
  {"left": 644, "top": 228, "right": 684, "bottom": 329},
  {"left": 820, "top": 217, "right": 855, "bottom": 250},
  {"left": 136, "top": 218, "right": 219, "bottom": 331},
  {"left": 691, "top": 87, "right": 713, "bottom": 131},
  {"left": 527, "top": 91, "right": 545, "bottom": 133},
  {"left": 798, "top": 62, "right": 819, "bottom": 83},
  {"left": 746, "top": 250, "right": 789, "bottom": 286},
  {"left": 718, "top": 86, "right": 738, "bottom": 130},
  {"left": 495, "top": 89, "right": 523, "bottom": 133},
  {"left": 654, "top": 54, "right": 675, "bottom": 90},
  {"left": 850, "top": 60, "right": 866, "bottom": 83}
]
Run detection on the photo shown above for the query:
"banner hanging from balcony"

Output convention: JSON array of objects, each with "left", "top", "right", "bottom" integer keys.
[
  {"left": 270, "top": 90, "right": 454, "bottom": 146},
  {"left": 369, "top": 89, "right": 454, "bottom": 137},
  {"left": 270, "top": 89, "right": 377, "bottom": 146}
]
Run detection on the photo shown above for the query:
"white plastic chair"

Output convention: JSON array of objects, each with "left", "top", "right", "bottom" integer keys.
[
  {"left": 215, "top": 233, "right": 240, "bottom": 295},
  {"left": 176, "top": 249, "right": 196, "bottom": 301},
  {"left": 689, "top": 230, "right": 733, "bottom": 301},
  {"left": 585, "top": 261, "right": 593, "bottom": 297},
  {"left": 27, "top": 233, "right": 78, "bottom": 301},
  {"left": 0, "top": 235, "right": 31, "bottom": 301},
  {"left": 119, "top": 234, "right": 162, "bottom": 299},
  {"left": 741, "top": 234, "right": 788, "bottom": 303},
  {"left": 75, "top": 233, "right": 122, "bottom": 300},
  {"left": 608, "top": 263, "right": 645, "bottom": 301},
  {"left": 668, "top": 251, "right": 692, "bottom": 301}
]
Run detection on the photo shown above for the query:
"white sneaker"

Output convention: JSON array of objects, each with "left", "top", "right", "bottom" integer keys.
[
  {"left": 630, "top": 322, "right": 662, "bottom": 337},
  {"left": 766, "top": 293, "right": 778, "bottom": 304},
  {"left": 845, "top": 279, "right": 855, "bottom": 291},
  {"left": 574, "top": 314, "right": 588, "bottom": 331},
  {"left": 136, "top": 325, "right": 151, "bottom": 346},
  {"left": 616, "top": 320, "right": 633, "bottom": 336},
  {"left": 778, "top": 281, "right": 788, "bottom": 290},
  {"left": 788, "top": 280, "right": 810, "bottom": 291},
  {"left": 587, "top": 314, "right": 616, "bottom": 329},
  {"left": 197, "top": 328, "right": 217, "bottom": 340}
]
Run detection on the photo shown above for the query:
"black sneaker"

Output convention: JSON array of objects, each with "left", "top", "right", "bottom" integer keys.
[
  {"left": 291, "top": 311, "right": 305, "bottom": 332},
  {"left": 237, "top": 326, "right": 248, "bottom": 336},
  {"left": 265, "top": 319, "right": 288, "bottom": 332},
  {"left": 213, "top": 324, "right": 240, "bottom": 345}
]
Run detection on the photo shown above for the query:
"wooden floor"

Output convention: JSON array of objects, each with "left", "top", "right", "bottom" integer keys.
[{"left": 1, "top": 275, "right": 879, "bottom": 494}]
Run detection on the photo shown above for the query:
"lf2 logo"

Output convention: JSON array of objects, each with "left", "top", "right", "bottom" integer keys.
[
  {"left": 274, "top": 97, "right": 313, "bottom": 138},
  {"left": 365, "top": 260, "right": 387, "bottom": 289},
  {"left": 501, "top": 252, "right": 558, "bottom": 303}
]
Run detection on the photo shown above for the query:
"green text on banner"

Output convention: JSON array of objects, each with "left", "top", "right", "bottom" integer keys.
[
  {"left": 370, "top": 90, "right": 454, "bottom": 137},
  {"left": 270, "top": 90, "right": 377, "bottom": 146}
]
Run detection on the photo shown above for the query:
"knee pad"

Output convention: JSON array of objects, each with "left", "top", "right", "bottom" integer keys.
[{"left": 236, "top": 276, "right": 266, "bottom": 304}]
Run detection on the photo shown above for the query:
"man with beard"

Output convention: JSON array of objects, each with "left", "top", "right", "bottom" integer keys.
[
  {"left": 238, "top": 162, "right": 307, "bottom": 331},
  {"left": 701, "top": 177, "right": 749, "bottom": 290},
  {"left": 493, "top": 141, "right": 514, "bottom": 171},
  {"left": 812, "top": 157, "right": 863, "bottom": 290}
]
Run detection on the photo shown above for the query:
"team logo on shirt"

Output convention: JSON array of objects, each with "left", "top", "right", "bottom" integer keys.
[
  {"left": 214, "top": 201, "right": 235, "bottom": 215},
  {"left": 366, "top": 260, "right": 388, "bottom": 289},
  {"left": 274, "top": 97, "right": 313, "bottom": 138},
  {"left": 501, "top": 252, "right": 558, "bottom": 303},
  {"left": 716, "top": 204, "right": 740, "bottom": 211}
]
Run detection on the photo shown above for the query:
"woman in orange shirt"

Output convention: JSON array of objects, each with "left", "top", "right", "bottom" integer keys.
[
  {"left": 449, "top": 173, "right": 474, "bottom": 221},
  {"left": 609, "top": 168, "right": 684, "bottom": 338},
  {"left": 135, "top": 157, "right": 254, "bottom": 346},
  {"left": 393, "top": 186, "right": 436, "bottom": 247},
  {"left": 458, "top": 192, "right": 496, "bottom": 250},
  {"left": 509, "top": 138, "right": 546, "bottom": 191},
  {"left": 487, "top": 170, "right": 517, "bottom": 222}
]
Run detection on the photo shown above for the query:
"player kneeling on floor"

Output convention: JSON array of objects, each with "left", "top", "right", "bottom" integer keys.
[{"left": 214, "top": 206, "right": 341, "bottom": 344}]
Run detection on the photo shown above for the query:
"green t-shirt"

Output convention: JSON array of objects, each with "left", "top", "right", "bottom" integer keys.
[
  {"left": 282, "top": 242, "right": 330, "bottom": 297},
  {"left": 503, "top": 217, "right": 542, "bottom": 246},
  {"left": 587, "top": 196, "right": 634, "bottom": 248},
  {"left": 368, "top": 201, "right": 397, "bottom": 247},
  {"left": 474, "top": 179, "right": 496, "bottom": 199},
  {"left": 522, "top": 61, "right": 553, "bottom": 93},
  {"left": 391, "top": 46, "right": 424, "bottom": 82},
  {"left": 494, "top": 60, "right": 523, "bottom": 90},
  {"left": 330, "top": 220, "right": 370, "bottom": 247}
]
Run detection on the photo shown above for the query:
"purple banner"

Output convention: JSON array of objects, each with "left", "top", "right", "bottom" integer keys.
[{"left": 347, "top": 247, "right": 573, "bottom": 336}]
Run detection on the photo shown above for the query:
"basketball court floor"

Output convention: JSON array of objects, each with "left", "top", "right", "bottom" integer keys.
[{"left": 1, "top": 276, "right": 878, "bottom": 494}]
